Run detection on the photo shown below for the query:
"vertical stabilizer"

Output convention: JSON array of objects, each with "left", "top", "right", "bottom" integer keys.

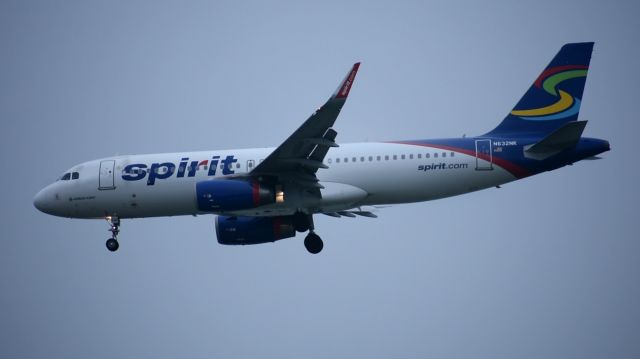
[{"left": 485, "top": 42, "right": 594, "bottom": 137}]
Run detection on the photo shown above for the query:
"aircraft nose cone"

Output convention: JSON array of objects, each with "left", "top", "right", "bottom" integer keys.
[{"left": 33, "top": 188, "right": 50, "bottom": 213}]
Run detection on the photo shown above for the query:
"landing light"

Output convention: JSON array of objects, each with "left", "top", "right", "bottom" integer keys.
[{"left": 275, "top": 185, "right": 285, "bottom": 203}]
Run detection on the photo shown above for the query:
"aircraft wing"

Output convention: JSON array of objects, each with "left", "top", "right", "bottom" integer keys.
[{"left": 251, "top": 63, "right": 360, "bottom": 190}]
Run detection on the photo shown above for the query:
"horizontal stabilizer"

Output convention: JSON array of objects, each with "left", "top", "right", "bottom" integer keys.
[{"left": 524, "top": 121, "right": 587, "bottom": 160}]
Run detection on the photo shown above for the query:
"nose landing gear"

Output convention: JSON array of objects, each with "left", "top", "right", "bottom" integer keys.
[{"left": 105, "top": 216, "right": 120, "bottom": 252}]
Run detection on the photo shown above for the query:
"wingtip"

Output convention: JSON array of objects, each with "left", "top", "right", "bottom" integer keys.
[{"left": 334, "top": 62, "right": 361, "bottom": 99}]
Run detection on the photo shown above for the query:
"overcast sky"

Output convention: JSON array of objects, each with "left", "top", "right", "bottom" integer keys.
[{"left": 2, "top": 1, "right": 639, "bottom": 358}]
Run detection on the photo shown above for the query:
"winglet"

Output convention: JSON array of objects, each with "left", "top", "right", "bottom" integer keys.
[{"left": 333, "top": 62, "right": 361, "bottom": 99}]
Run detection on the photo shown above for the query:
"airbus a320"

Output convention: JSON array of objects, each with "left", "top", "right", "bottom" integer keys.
[{"left": 34, "top": 43, "right": 609, "bottom": 254}]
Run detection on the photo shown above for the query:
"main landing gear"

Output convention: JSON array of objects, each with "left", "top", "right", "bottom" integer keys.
[
  {"left": 295, "top": 213, "right": 324, "bottom": 254},
  {"left": 105, "top": 216, "right": 120, "bottom": 252},
  {"left": 304, "top": 232, "right": 323, "bottom": 254}
]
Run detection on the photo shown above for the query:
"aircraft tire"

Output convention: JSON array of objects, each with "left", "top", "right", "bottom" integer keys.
[
  {"left": 304, "top": 233, "right": 323, "bottom": 254},
  {"left": 106, "top": 238, "right": 119, "bottom": 252}
]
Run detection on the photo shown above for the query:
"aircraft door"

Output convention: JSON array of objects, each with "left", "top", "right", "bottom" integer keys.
[
  {"left": 475, "top": 139, "right": 493, "bottom": 170},
  {"left": 99, "top": 160, "right": 116, "bottom": 190}
]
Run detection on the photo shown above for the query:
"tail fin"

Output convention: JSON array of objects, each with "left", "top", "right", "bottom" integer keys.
[{"left": 485, "top": 42, "right": 594, "bottom": 137}]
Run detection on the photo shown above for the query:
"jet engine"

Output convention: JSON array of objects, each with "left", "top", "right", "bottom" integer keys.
[
  {"left": 196, "top": 179, "right": 274, "bottom": 212},
  {"left": 215, "top": 215, "right": 296, "bottom": 245}
]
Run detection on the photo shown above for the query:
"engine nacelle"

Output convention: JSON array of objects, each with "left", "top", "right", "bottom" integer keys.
[
  {"left": 215, "top": 215, "right": 296, "bottom": 245},
  {"left": 196, "top": 179, "right": 274, "bottom": 212}
]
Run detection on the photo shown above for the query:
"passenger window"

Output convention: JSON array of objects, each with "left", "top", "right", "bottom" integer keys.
[
  {"left": 328, "top": 158, "right": 332, "bottom": 164},
  {"left": 401, "top": 154, "right": 405, "bottom": 160},
  {"left": 352, "top": 157, "right": 356, "bottom": 162},
  {"left": 368, "top": 156, "right": 373, "bottom": 162},
  {"left": 434, "top": 153, "right": 438, "bottom": 158},
  {"left": 393, "top": 155, "right": 397, "bottom": 160},
  {"left": 442, "top": 152, "right": 447, "bottom": 158},
  {"left": 236, "top": 163, "right": 240, "bottom": 169},
  {"left": 377, "top": 156, "right": 381, "bottom": 161},
  {"left": 418, "top": 154, "right": 422, "bottom": 159},
  {"left": 409, "top": 154, "right": 413, "bottom": 159},
  {"left": 385, "top": 155, "right": 389, "bottom": 160},
  {"left": 72, "top": 172, "right": 79, "bottom": 180},
  {"left": 426, "top": 153, "right": 430, "bottom": 158},
  {"left": 344, "top": 158, "right": 349, "bottom": 163},
  {"left": 336, "top": 158, "right": 340, "bottom": 163},
  {"left": 451, "top": 152, "right": 455, "bottom": 157}
]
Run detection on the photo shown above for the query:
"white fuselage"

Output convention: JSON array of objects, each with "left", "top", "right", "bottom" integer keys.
[{"left": 34, "top": 142, "right": 514, "bottom": 219}]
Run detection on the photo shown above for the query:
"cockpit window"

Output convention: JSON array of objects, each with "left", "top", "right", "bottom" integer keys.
[
  {"left": 60, "top": 173, "right": 71, "bottom": 181},
  {"left": 72, "top": 172, "right": 79, "bottom": 180}
]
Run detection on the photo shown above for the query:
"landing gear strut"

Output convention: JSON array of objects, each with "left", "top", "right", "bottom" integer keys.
[
  {"left": 303, "top": 215, "right": 323, "bottom": 254},
  {"left": 293, "top": 211, "right": 311, "bottom": 233},
  {"left": 105, "top": 216, "right": 120, "bottom": 252}
]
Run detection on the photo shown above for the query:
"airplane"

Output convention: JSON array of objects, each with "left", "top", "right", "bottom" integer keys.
[{"left": 33, "top": 42, "right": 610, "bottom": 254}]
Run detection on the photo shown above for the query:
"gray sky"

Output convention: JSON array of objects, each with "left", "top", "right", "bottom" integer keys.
[{"left": 2, "top": 1, "right": 639, "bottom": 358}]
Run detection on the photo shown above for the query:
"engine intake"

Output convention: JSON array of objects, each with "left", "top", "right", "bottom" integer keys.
[
  {"left": 215, "top": 215, "right": 296, "bottom": 245},
  {"left": 196, "top": 179, "right": 274, "bottom": 212}
]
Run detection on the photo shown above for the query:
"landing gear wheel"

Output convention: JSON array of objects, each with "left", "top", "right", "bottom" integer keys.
[
  {"left": 105, "top": 216, "right": 121, "bottom": 252},
  {"left": 304, "top": 232, "right": 323, "bottom": 254},
  {"left": 106, "top": 238, "right": 119, "bottom": 252}
]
